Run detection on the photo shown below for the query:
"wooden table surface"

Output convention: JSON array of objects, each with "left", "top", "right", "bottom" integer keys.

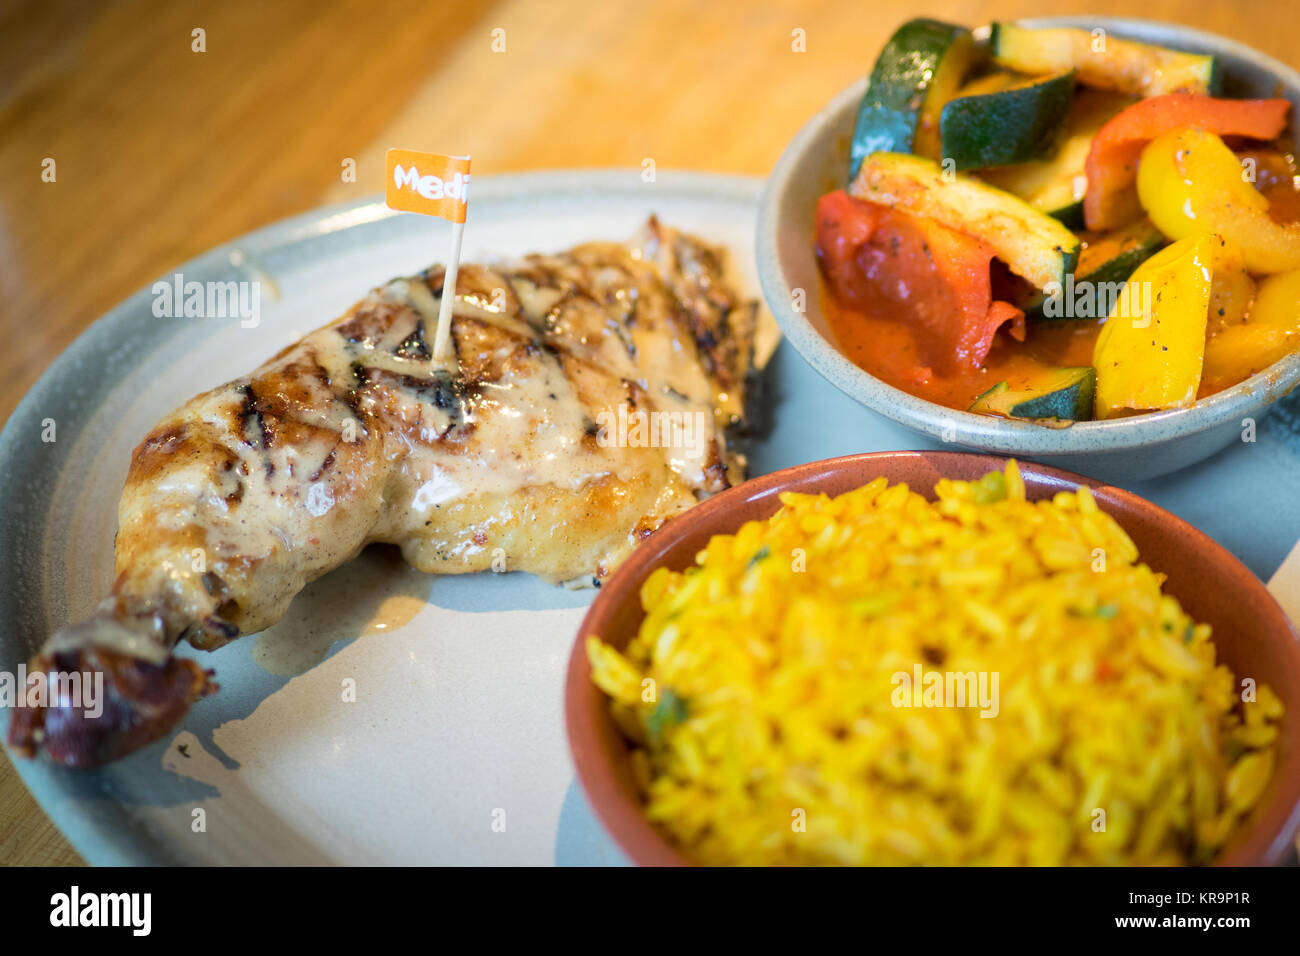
[{"left": 2, "top": 0, "right": 1298, "bottom": 866}]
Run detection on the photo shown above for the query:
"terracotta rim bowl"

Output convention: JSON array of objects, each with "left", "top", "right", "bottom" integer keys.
[{"left": 565, "top": 451, "right": 1300, "bottom": 866}]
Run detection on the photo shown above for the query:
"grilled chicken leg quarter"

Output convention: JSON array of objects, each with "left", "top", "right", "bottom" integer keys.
[{"left": 9, "top": 219, "right": 773, "bottom": 767}]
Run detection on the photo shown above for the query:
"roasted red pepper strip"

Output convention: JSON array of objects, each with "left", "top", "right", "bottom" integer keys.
[
  {"left": 816, "top": 190, "right": 1024, "bottom": 373},
  {"left": 1083, "top": 94, "right": 1290, "bottom": 230}
]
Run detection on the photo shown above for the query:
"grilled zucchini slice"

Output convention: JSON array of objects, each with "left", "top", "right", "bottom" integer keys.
[
  {"left": 1026, "top": 218, "right": 1168, "bottom": 320},
  {"left": 980, "top": 88, "right": 1133, "bottom": 228},
  {"left": 940, "top": 70, "right": 1076, "bottom": 169},
  {"left": 990, "top": 23, "right": 1220, "bottom": 97},
  {"left": 969, "top": 367, "right": 1096, "bottom": 421},
  {"left": 850, "top": 151, "right": 1081, "bottom": 290},
  {"left": 848, "top": 18, "right": 977, "bottom": 180}
]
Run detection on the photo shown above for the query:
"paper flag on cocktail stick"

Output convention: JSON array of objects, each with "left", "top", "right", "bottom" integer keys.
[{"left": 384, "top": 148, "right": 472, "bottom": 363}]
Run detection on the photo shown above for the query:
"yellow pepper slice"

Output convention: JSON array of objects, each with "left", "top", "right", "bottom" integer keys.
[
  {"left": 1136, "top": 127, "right": 1300, "bottom": 273},
  {"left": 1093, "top": 234, "right": 1213, "bottom": 418},
  {"left": 1203, "top": 267, "right": 1300, "bottom": 390},
  {"left": 1206, "top": 237, "right": 1255, "bottom": 335}
]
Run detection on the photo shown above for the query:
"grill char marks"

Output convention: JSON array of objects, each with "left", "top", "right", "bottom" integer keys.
[
  {"left": 238, "top": 384, "right": 274, "bottom": 453},
  {"left": 356, "top": 366, "right": 471, "bottom": 444},
  {"left": 396, "top": 320, "right": 431, "bottom": 361},
  {"left": 126, "top": 423, "right": 189, "bottom": 486},
  {"left": 385, "top": 369, "right": 465, "bottom": 414},
  {"left": 308, "top": 449, "right": 337, "bottom": 482}
]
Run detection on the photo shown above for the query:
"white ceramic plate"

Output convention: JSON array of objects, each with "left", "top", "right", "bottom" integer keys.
[{"left": 4, "top": 171, "right": 1300, "bottom": 865}]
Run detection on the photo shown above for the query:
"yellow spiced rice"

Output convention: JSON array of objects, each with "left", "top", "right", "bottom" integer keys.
[{"left": 587, "top": 461, "right": 1282, "bottom": 865}]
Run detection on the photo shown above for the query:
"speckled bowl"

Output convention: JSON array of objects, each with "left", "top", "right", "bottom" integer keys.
[
  {"left": 756, "top": 18, "right": 1300, "bottom": 482},
  {"left": 565, "top": 451, "right": 1300, "bottom": 867}
]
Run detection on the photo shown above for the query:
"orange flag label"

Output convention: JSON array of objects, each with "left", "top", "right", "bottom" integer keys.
[{"left": 385, "top": 149, "right": 471, "bottom": 223}]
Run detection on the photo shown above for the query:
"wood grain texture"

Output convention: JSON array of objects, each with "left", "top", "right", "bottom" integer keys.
[{"left": 2, "top": 0, "right": 1298, "bottom": 866}]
